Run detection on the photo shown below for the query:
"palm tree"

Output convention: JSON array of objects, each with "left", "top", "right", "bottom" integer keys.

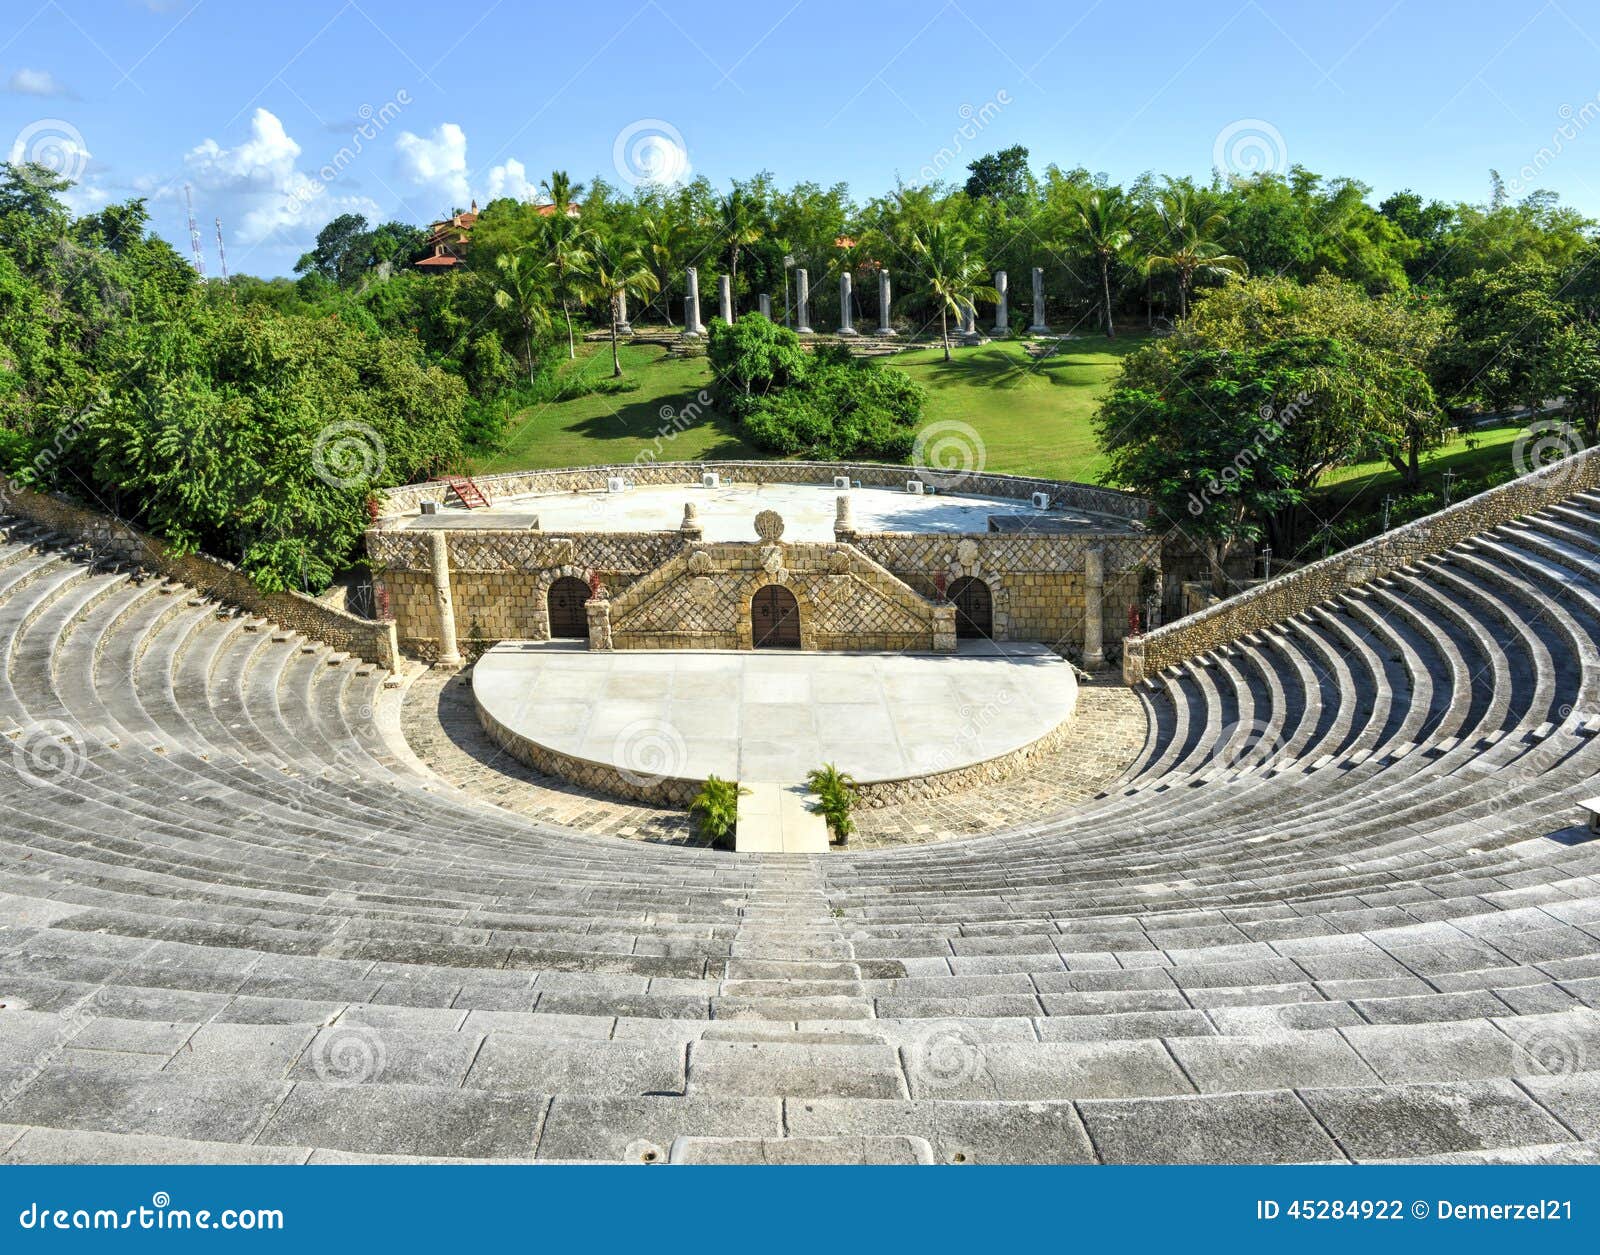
[
  {"left": 1143, "top": 188, "right": 1247, "bottom": 319},
  {"left": 1072, "top": 189, "right": 1135, "bottom": 338},
  {"left": 910, "top": 222, "right": 1001, "bottom": 362},
  {"left": 540, "top": 170, "right": 582, "bottom": 217},
  {"left": 490, "top": 248, "right": 550, "bottom": 383},
  {"left": 589, "top": 240, "right": 660, "bottom": 378},
  {"left": 638, "top": 212, "right": 683, "bottom": 325},
  {"left": 805, "top": 763, "right": 859, "bottom": 844},
  {"left": 717, "top": 187, "right": 763, "bottom": 317},
  {"left": 535, "top": 172, "right": 593, "bottom": 359}
]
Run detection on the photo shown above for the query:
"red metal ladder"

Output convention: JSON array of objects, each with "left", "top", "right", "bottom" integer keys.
[{"left": 445, "top": 476, "right": 489, "bottom": 509}]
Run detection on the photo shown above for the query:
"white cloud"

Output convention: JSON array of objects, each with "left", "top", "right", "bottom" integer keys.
[
  {"left": 179, "top": 107, "right": 376, "bottom": 247},
  {"left": 486, "top": 156, "right": 537, "bottom": 203},
  {"left": 394, "top": 122, "right": 469, "bottom": 211},
  {"left": 6, "top": 68, "right": 71, "bottom": 97}
]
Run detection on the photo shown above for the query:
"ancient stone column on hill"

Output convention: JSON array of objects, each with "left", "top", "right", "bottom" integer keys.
[
  {"left": 684, "top": 266, "right": 703, "bottom": 338},
  {"left": 795, "top": 268, "right": 813, "bottom": 334},
  {"left": 1029, "top": 266, "right": 1049, "bottom": 334}
]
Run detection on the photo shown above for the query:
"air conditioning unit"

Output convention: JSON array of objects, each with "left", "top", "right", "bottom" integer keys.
[
  {"left": 832, "top": 475, "right": 851, "bottom": 490},
  {"left": 607, "top": 476, "right": 628, "bottom": 494},
  {"left": 419, "top": 499, "right": 440, "bottom": 515},
  {"left": 905, "top": 480, "right": 925, "bottom": 495},
  {"left": 1030, "top": 491, "right": 1052, "bottom": 510},
  {"left": 701, "top": 472, "right": 721, "bottom": 488}
]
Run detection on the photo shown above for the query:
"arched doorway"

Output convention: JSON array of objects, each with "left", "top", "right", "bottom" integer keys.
[
  {"left": 751, "top": 585, "right": 801, "bottom": 649},
  {"left": 547, "top": 577, "right": 591, "bottom": 640},
  {"left": 948, "top": 577, "right": 992, "bottom": 639}
]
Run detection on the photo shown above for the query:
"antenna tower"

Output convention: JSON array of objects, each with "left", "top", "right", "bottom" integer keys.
[{"left": 184, "top": 185, "right": 206, "bottom": 278}]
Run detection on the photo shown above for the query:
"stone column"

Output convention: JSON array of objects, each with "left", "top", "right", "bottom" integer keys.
[
  {"left": 759, "top": 293, "right": 771, "bottom": 319},
  {"left": 837, "top": 271, "right": 857, "bottom": 336},
  {"left": 428, "top": 529, "right": 461, "bottom": 667},
  {"left": 616, "top": 288, "right": 632, "bottom": 336},
  {"left": 992, "top": 270, "right": 1008, "bottom": 333},
  {"left": 833, "top": 494, "right": 855, "bottom": 542},
  {"left": 585, "top": 595, "right": 613, "bottom": 651},
  {"left": 932, "top": 604, "right": 957, "bottom": 654},
  {"left": 876, "top": 271, "right": 895, "bottom": 336},
  {"left": 684, "top": 266, "right": 703, "bottom": 338},
  {"left": 679, "top": 501, "right": 703, "bottom": 541},
  {"left": 1029, "top": 267, "right": 1049, "bottom": 333},
  {"left": 1082, "top": 546, "right": 1105, "bottom": 669},
  {"left": 795, "top": 268, "right": 813, "bottom": 334},
  {"left": 718, "top": 273, "right": 733, "bottom": 324}
]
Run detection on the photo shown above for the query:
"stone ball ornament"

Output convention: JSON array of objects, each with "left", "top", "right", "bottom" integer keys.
[{"left": 753, "top": 510, "right": 785, "bottom": 543}]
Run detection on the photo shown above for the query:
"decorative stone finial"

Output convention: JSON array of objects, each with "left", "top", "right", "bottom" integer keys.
[{"left": 754, "top": 510, "right": 785, "bottom": 543}]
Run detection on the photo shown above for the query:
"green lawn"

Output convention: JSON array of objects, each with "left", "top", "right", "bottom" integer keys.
[
  {"left": 474, "top": 336, "right": 1535, "bottom": 512},
  {"left": 473, "top": 342, "right": 757, "bottom": 474},
  {"left": 472, "top": 333, "right": 1146, "bottom": 480},
  {"left": 1313, "top": 421, "right": 1526, "bottom": 513}
]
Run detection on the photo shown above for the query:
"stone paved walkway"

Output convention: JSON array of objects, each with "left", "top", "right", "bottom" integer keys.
[{"left": 399, "top": 666, "right": 1148, "bottom": 849}]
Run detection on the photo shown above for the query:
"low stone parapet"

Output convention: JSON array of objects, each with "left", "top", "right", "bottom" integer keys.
[
  {"left": 1123, "top": 450, "right": 1600, "bottom": 685},
  {"left": 0, "top": 477, "right": 399, "bottom": 670}
]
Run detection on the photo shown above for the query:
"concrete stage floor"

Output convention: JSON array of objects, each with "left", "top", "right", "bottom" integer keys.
[
  {"left": 415, "top": 481, "right": 1139, "bottom": 541},
  {"left": 471, "top": 640, "right": 1079, "bottom": 789}
]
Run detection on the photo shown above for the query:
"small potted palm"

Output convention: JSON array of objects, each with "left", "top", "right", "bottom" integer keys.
[
  {"left": 689, "top": 774, "right": 747, "bottom": 849},
  {"left": 806, "top": 762, "right": 859, "bottom": 845}
]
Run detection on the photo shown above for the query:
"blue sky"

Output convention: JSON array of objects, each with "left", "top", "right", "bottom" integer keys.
[{"left": 4, "top": 0, "right": 1600, "bottom": 277}]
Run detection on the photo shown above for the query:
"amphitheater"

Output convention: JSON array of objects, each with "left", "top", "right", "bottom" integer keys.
[{"left": 2, "top": 447, "right": 1600, "bottom": 1166}]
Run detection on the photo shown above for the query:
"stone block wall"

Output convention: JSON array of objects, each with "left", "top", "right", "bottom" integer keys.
[
  {"left": 380, "top": 460, "right": 1148, "bottom": 523},
  {"left": 368, "top": 527, "right": 684, "bottom": 659},
  {"left": 605, "top": 539, "right": 945, "bottom": 652},
  {"left": 854, "top": 531, "right": 1160, "bottom": 653},
  {"left": 1123, "top": 450, "right": 1600, "bottom": 685},
  {"left": 0, "top": 478, "right": 399, "bottom": 669}
]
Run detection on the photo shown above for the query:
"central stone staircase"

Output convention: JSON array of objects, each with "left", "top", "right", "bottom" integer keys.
[{"left": 0, "top": 487, "right": 1599, "bottom": 1164}]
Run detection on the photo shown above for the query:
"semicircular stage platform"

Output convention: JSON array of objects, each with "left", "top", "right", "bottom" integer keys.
[{"left": 471, "top": 641, "right": 1080, "bottom": 808}]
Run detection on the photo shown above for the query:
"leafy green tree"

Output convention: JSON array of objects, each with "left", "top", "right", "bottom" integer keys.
[
  {"left": 964, "top": 145, "right": 1034, "bottom": 210},
  {"left": 1184, "top": 276, "right": 1449, "bottom": 486},
  {"left": 1097, "top": 339, "right": 1336, "bottom": 587},
  {"left": 706, "top": 313, "right": 806, "bottom": 402}
]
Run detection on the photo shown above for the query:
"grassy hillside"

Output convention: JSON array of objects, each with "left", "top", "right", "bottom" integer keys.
[{"left": 473, "top": 334, "right": 1147, "bottom": 481}]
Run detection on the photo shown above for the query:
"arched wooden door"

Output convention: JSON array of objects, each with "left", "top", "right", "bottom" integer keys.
[
  {"left": 547, "top": 577, "right": 591, "bottom": 640},
  {"left": 948, "top": 576, "right": 992, "bottom": 639},
  {"left": 751, "top": 585, "right": 801, "bottom": 649}
]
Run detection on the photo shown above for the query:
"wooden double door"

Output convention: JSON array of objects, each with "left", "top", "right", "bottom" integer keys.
[{"left": 752, "top": 586, "right": 800, "bottom": 649}]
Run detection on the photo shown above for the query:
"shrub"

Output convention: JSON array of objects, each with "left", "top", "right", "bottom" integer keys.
[
  {"left": 806, "top": 763, "right": 860, "bottom": 844},
  {"left": 713, "top": 317, "right": 924, "bottom": 460},
  {"left": 689, "top": 775, "right": 748, "bottom": 847}
]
